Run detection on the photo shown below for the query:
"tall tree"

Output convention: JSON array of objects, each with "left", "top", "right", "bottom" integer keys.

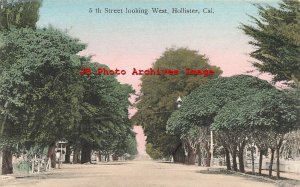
[
  {"left": 0, "top": 27, "right": 86, "bottom": 173},
  {"left": 241, "top": 0, "right": 300, "bottom": 85},
  {"left": 75, "top": 63, "right": 134, "bottom": 163},
  {"left": 0, "top": 26, "right": 136, "bottom": 172},
  {"left": 167, "top": 75, "right": 275, "bottom": 169},
  {"left": 212, "top": 89, "right": 298, "bottom": 178},
  {"left": 133, "top": 47, "right": 222, "bottom": 163}
]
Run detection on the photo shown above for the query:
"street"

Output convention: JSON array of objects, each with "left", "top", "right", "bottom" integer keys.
[{"left": 2, "top": 161, "right": 275, "bottom": 187}]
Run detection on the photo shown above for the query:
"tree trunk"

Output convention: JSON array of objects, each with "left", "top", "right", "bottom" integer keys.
[
  {"left": 205, "top": 142, "right": 211, "bottom": 167},
  {"left": 238, "top": 150, "right": 245, "bottom": 173},
  {"left": 98, "top": 151, "right": 101, "bottom": 162},
  {"left": 232, "top": 149, "right": 237, "bottom": 171},
  {"left": 269, "top": 149, "right": 275, "bottom": 177},
  {"left": 112, "top": 154, "right": 118, "bottom": 161},
  {"left": 73, "top": 144, "right": 80, "bottom": 164},
  {"left": 197, "top": 146, "right": 202, "bottom": 166},
  {"left": 47, "top": 143, "right": 56, "bottom": 168},
  {"left": 185, "top": 144, "right": 196, "bottom": 165},
  {"left": 185, "top": 151, "right": 196, "bottom": 165},
  {"left": 172, "top": 144, "right": 185, "bottom": 163},
  {"left": 225, "top": 148, "right": 231, "bottom": 170},
  {"left": 65, "top": 145, "right": 71, "bottom": 163},
  {"left": 276, "top": 139, "right": 283, "bottom": 179},
  {"left": 276, "top": 147, "right": 280, "bottom": 178},
  {"left": 81, "top": 146, "right": 91, "bottom": 164},
  {"left": 258, "top": 150, "right": 263, "bottom": 175},
  {"left": 251, "top": 147, "right": 255, "bottom": 174},
  {"left": 238, "top": 141, "right": 246, "bottom": 173},
  {"left": 206, "top": 151, "right": 211, "bottom": 167},
  {"left": 2, "top": 149, "right": 13, "bottom": 175}
]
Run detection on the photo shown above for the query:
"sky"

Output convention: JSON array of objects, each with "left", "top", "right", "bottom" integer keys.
[{"left": 37, "top": 0, "right": 280, "bottom": 93}]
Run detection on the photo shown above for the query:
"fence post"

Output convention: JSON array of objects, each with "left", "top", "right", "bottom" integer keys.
[
  {"left": 31, "top": 158, "right": 35, "bottom": 173},
  {"left": 37, "top": 159, "right": 40, "bottom": 173}
]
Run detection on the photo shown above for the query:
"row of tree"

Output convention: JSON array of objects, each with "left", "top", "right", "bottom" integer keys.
[
  {"left": 167, "top": 75, "right": 298, "bottom": 178},
  {"left": 0, "top": 0, "right": 137, "bottom": 175},
  {"left": 133, "top": 0, "right": 299, "bottom": 178}
]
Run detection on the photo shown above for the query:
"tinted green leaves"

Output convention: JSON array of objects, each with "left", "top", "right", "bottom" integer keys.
[
  {"left": 212, "top": 89, "right": 298, "bottom": 133},
  {"left": 167, "top": 75, "right": 274, "bottom": 136},
  {"left": 134, "top": 47, "right": 222, "bottom": 157},
  {"left": 241, "top": 0, "right": 300, "bottom": 84}
]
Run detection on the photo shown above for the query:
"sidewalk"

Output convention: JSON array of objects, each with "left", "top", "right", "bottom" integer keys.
[
  {"left": 0, "top": 168, "right": 56, "bottom": 186},
  {"left": 245, "top": 167, "right": 300, "bottom": 181},
  {"left": 0, "top": 175, "right": 15, "bottom": 186}
]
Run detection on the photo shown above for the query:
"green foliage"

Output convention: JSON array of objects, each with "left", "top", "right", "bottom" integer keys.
[
  {"left": 167, "top": 75, "right": 274, "bottom": 137},
  {"left": 133, "top": 47, "right": 222, "bottom": 157},
  {"left": 0, "top": 27, "right": 135, "bottom": 160},
  {"left": 0, "top": 136, "right": 18, "bottom": 151},
  {"left": 212, "top": 89, "right": 299, "bottom": 133},
  {"left": 167, "top": 73, "right": 299, "bottom": 174},
  {"left": 0, "top": 27, "right": 86, "bottom": 147},
  {"left": 0, "top": 0, "right": 41, "bottom": 30},
  {"left": 0, "top": 1, "right": 135, "bottom": 169},
  {"left": 15, "top": 160, "right": 30, "bottom": 172},
  {"left": 74, "top": 62, "right": 135, "bottom": 155},
  {"left": 241, "top": 0, "right": 300, "bottom": 85},
  {"left": 145, "top": 143, "right": 163, "bottom": 160},
  {"left": 210, "top": 83, "right": 299, "bottom": 176},
  {"left": 124, "top": 133, "right": 138, "bottom": 156}
]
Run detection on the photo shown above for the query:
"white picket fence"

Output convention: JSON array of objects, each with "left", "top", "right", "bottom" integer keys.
[
  {"left": 246, "top": 158, "right": 300, "bottom": 173},
  {"left": 30, "top": 155, "right": 52, "bottom": 173}
]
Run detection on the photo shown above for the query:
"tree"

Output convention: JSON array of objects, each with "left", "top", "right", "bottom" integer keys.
[
  {"left": 123, "top": 133, "right": 138, "bottom": 157},
  {"left": 0, "top": 0, "right": 41, "bottom": 30},
  {"left": 0, "top": 26, "right": 136, "bottom": 172},
  {"left": 0, "top": 27, "right": 87, "bottom": 173},
  {"left": 167, "top": 75, "right": 275, "bottom": 170},
  {"left": 145, "top": 143, "right": 163, "bottom": 160},
  {"left": 65, "top": 62, "right": 135, "bottom": 163},
  {"left": 241, "top": 0, "right": 300, "bottom": 85},
  {"left": 133, "top": 47, "right": 222, "bottom": 163},
  {"left": 212, "top": 89, "right": 298, "bottom": 178}
]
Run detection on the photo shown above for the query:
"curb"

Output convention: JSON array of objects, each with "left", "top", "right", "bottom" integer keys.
[
  {"left": 0, "top": 175, "right": 16, "bottom": 180},
  {"left": 225, "top": 170, "right": 300, "bottom": 187},
  {"left": 0, "top": 175, "right": 16, "bottom": 186},
  {"left": 226, "top": 170, "right": 275, "bottom": 183}
]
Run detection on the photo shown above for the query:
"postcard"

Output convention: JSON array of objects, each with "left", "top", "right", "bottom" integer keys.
[{"left": 0, "top": 0, "right": 299, "bottom": 186}]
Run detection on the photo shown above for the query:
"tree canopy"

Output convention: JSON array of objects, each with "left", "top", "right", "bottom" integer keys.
[
  {"left": 0, "top": 27, "right": 86, "bottom": 145},
  {"left": 167, "top": 75, "right": 274, "bottom": 136},
  {"left": 212, "top": 89, "right": 298, "bottom": 133},
  {"left": 211, "top": 88, "right": 299, "bottom": 177},
  {"left": 167, "top": 74, "right": 299, "bottom": 175},
  {"left": 241, "top": 0, "right": 300, "bottom": 85},
  {"left": 0, "top": 26, "right": 136, "bottom": 173},
  {"left": 133, "top": 47, "right": 222, "bottom": 160}
]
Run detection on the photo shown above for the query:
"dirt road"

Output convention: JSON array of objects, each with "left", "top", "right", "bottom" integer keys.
[{"left": 2, "top": 161, "right": 276, "bottom": 187}]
